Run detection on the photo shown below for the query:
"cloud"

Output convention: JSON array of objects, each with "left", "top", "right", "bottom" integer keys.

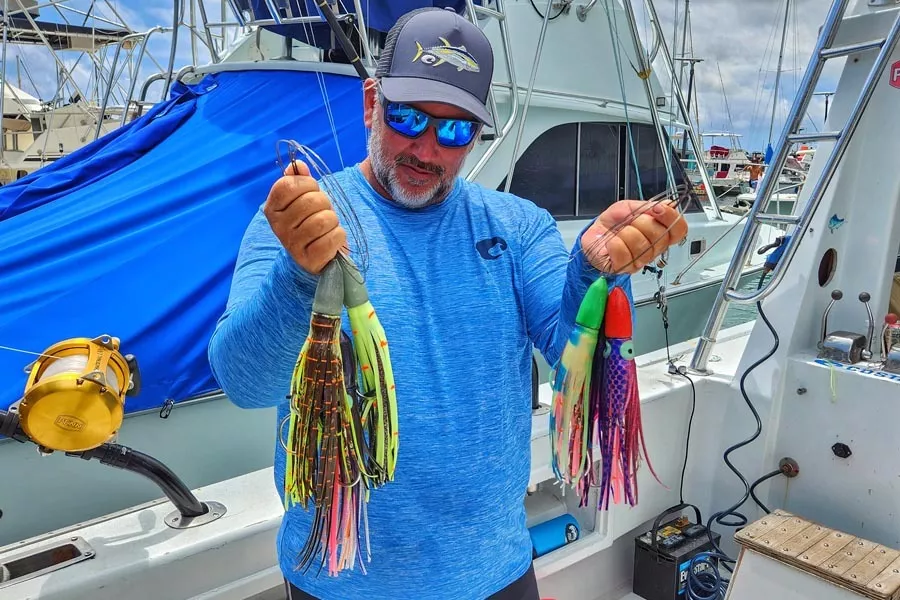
[{"left": 638, "top": 0, "right": 840, "bottom": 151}]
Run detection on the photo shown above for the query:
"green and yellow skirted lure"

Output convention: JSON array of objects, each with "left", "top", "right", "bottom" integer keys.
[
  {"left": 283, "top": 256, "right": 399, "bottom": 577},
  {"left": 549, "top": 277, "right": 608, "bottom": 504},
  {"left": 342, "top": 258, "right": 399, "bottom": 487},
  {"left": 274, "top": 140, "right": 398, "bottom": 578}
]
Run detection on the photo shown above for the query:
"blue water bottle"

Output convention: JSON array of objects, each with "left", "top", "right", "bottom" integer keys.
[{"left": 529, "top": 513, "right": 580, "bottom": 558}]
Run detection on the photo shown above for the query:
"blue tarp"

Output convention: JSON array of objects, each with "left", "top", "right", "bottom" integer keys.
[
  {"left": 233, "top": 1, "right": 479, "bottom": 48},
  {"left": 0, "top": 68, "right": 368, "bottom": 414}
]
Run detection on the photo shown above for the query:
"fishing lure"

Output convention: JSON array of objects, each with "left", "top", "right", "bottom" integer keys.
[
  {"left": 549, "top": 188, "right": 691, "bottom": 506},
  {"left": 596, "top": 286, "right": 661, "bottom": 509},
  {"left": 277, "top": 140, "right": 398, "bottom": 577},
  {"left": 550, "top": 280, "right": 663, "bottom": 510},
  {"left": 549, "top": 276, "right": 607, "bottom": 506},
  {"left": 284, "top": 260, "right": 352, "bottom": 573},
  {"left": 342, "top": 258, "right": 398, "bottom": 487}
]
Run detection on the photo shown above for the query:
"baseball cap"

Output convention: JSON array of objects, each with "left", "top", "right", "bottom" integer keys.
[{"left": 374, "top": 7, "right": 495, "bottom": 127}]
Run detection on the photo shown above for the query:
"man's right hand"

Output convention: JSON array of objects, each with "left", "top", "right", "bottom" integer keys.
[{"left": 263, "top": 160, "right": 347, "bottom": 275}]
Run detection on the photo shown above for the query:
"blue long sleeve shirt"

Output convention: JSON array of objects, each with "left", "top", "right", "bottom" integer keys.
[{"left": 208, "top": 164, "right": 631, "bottom": 599}]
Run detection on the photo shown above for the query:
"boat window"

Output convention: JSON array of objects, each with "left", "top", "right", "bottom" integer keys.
[
  {"left": 500, "top": 121, "right": 700, "bottom": 218},
  {"left": 625, "top": 124, "right": 688, "bottom": 200},
  {"left": 503, "top": 123, "right": 578, "bottom": 217},
  {"left": 579, "top": 123, "right": 620, "bottom": 216}
]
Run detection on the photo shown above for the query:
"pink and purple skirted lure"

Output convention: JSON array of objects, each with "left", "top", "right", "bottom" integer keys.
[{"left": 549, "top": 278, "right": 662, "bottom": 509}]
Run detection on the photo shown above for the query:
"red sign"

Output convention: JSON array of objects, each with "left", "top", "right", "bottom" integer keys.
[{"left": 892, "top": 60, "right": 900, "bottom": 89}]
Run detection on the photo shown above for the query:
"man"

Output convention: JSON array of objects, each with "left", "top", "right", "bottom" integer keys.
[
  {"left": 208, "top": 6, "right": 687, "bottom": 600},
  {"left": 746, "top": 158, "right": 763, "bottom": 189}
]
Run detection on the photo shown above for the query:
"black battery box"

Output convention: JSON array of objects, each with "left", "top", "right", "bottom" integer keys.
[{"left": 632, "top": 503, "right": 721, "bottom": 600}]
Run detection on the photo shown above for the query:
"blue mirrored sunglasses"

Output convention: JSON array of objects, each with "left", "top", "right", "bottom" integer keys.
[{"left": 382, "top": 101, "right": 480, "bottom": 148}]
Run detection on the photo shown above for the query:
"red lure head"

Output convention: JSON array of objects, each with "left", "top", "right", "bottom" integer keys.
[{"left": 604, "top": 286, "right": 632, "bottom": 339}]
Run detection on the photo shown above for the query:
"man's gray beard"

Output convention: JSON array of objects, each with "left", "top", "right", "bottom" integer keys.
[{"left": 367, "top": 116, "right": 452, "bottom": 209}]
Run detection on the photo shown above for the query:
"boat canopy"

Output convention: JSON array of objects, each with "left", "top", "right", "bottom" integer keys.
[
  {"left": 230, "top": 1, "right": 482, "bottom": 50},
  {"left": 0, "top": 68, "right": 368, "bottom": 414},
  {"left": 0, "top": 13, "right": 131, "bottom": 49}
]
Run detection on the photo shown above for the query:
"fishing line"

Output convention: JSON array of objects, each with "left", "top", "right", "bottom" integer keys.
[
  {"left": 304, "top": 0, "right": 373, "bottom": 170},
  {"left": 275, "top": 138, "right": 370, "bottom": 279},
  {"left": 601, "top": 0, "right": 644, "bottom": 200},
  {"left": 303, "top": 10, "right": 345, "bottom": 168},
  {"left": 574, "top": 0, "right": 700, "bottom": 277},
  {"left": 0, "top": 344, "right": 57, "bottom": 360}
]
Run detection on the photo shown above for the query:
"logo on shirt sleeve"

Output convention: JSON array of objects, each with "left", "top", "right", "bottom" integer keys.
[{"left": 475, "top": 237, "right": 508, "bottom": 260}]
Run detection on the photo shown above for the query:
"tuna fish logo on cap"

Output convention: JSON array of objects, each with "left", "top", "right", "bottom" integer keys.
[{"left": 412, "top": 37, "right": 480, "bottom": 73}]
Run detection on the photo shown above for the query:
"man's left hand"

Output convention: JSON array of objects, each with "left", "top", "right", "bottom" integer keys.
[{"left": 581, "top": 200, "right": 688, "bottom": 275}]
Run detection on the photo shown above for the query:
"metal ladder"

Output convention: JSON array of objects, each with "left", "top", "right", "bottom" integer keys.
[{"left": 690, "top": 0, "right": 900, "bottom": 374}]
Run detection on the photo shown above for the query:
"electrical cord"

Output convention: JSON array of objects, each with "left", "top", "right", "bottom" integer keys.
[
  {"left": 644, "top": 260, "right": 788, "bottom": 599},
  {"left": 677, "top": 369, "right": 696, "bottom": 506},
  {"left": 647, "top": 265, "right": 697, "bottom": 506},
  {"left": 647, "top": 267, "right": 718, "bottom": 600},
  {"left": 749, "top": 468, "right": 783, "bottom": 515},
  {"left": 673, "top": 265, "right": 785, "bottom": 599},
  {"left": 686, "top": 551, "right": 731, "bottom": 600},
  {"left": 686, "top": 269, "right": 782, "bottom": 597},
  {"left": 529, "top": 0, "right": 566, "bottom": 21},
  {"left": 644, "top": 266, "right": 711, "bottom": 515}
]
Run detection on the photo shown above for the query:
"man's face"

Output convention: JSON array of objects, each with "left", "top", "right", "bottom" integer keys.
[{"left": 363, "top": 80, "right": 479, "bottom": 209}]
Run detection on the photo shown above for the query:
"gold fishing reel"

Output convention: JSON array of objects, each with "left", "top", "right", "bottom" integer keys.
[{"left": 12, "top": 335, "right": 140, "bottom": 453}]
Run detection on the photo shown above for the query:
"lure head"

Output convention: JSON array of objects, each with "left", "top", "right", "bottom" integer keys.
[
  {"left": 603, "top": 286, "right": 632, "bottom": 340},
  {"left": 574, "top": 277, "right": 608, "bottom": 331}
]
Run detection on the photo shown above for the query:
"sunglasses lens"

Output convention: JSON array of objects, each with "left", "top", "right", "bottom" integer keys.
[
  {"left": 385, "top": 103, "right": 428, "bottom": 137},
  {"left": 384, "top": 102, "right": 479, "bottom": 147},
  {"left": 435, "top": 119, "right": 478, "bottom": 147}
]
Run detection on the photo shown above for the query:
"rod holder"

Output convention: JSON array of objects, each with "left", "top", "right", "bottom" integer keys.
[
  {"left": 68, "top": 443, "right": 226, "bottom": 528},
  {"left": 1, "top": 408, "right": 226, "bottom": 530}
]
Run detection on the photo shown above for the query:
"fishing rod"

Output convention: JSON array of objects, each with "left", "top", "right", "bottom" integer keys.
[{"left": 314, "top": 0, "right": 370, "bottom": 80}]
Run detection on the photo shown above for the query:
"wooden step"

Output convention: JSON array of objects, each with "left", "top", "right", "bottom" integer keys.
[{"left": 734, "top": 510, "right": 900, "bottom": 599}]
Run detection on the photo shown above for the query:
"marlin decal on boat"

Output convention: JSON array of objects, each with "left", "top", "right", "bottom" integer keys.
[{"left": 413, "top": 37, "right": 480, "bottom": 72}]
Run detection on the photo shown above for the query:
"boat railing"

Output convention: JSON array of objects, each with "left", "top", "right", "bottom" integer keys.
[
  {"left": 689, "top": 0, "right": 900, "bottom": 374},
  {"left": 618, "top": 0, "right": 724, "bottom": 221},
  {"left": 94, "top": 26, "right": 172, "bottom": 141},
  {"left": 462, "top": 0, "right": 519, "bottom": 182},
  {"left": 0, "top": 1, "right": 169, "bottom": 169}
]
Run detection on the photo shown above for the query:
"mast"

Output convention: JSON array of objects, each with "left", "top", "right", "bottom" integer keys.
[
  {"left": 767, "top": 0, "right": 791, "bottom": 159},
  {"left": 676, "top": 1, "right": 701, "bottom": 158},
  {"left": 678, "top": 0, "right": 691, "bottom": 90}
]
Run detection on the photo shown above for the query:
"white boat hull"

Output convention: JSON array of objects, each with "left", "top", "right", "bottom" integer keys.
[{"left": 0, "top": 323, "right": 755, "bottom": 600}]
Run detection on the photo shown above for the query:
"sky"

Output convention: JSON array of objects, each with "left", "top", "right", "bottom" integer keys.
[
  {"left": 636, "top": 0, "right": 841, "bottom": 153},
  {"left": 10, "top": 0, "right": 840, "bottom": 155}
]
